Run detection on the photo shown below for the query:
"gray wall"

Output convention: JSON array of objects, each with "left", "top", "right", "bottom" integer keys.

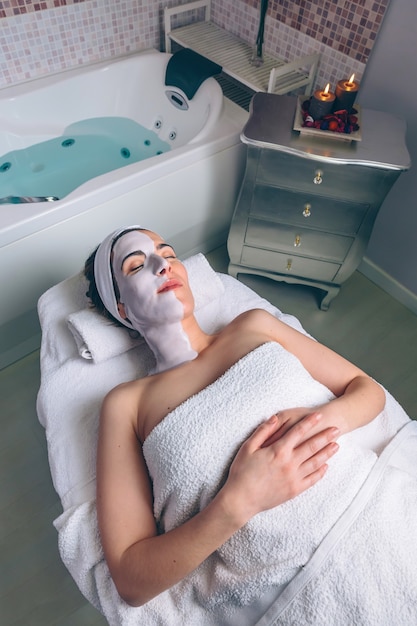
[{"left": 359, "top": 0, "right": 417, "bottom": 297}]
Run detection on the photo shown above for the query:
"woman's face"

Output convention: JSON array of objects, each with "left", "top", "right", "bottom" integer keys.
[{"left": 111, "top": 229, "right": 194, "bottom": 329}]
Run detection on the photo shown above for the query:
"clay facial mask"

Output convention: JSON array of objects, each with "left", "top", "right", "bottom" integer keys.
[{"left": 112, "top": 230, "right": 197, "bottom": 372}]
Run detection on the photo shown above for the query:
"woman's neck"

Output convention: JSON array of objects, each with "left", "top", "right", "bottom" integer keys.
[{"left": 142, "top": 317, "right": 212, "bottom": 374}]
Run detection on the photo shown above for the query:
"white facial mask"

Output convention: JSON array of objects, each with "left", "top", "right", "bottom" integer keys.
[{"left": 112, "top": 231, "right": 197, "bottom": 372}]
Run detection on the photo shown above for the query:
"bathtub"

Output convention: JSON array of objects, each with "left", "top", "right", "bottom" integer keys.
[{"left": 0, "top": 49, "right": 248, "bottom": 367}]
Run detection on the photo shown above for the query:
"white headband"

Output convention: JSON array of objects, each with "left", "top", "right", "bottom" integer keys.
[{"left": 93, "top": 225, "right": 143, "bottom": 328}]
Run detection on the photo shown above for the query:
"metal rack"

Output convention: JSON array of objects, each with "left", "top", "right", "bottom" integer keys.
[{"left": 164, "top": 0, "right": 320, "bottom": 97}]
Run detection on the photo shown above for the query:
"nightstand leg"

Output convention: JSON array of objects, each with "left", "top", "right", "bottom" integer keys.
[
  {"left": 320, "top": 286, "right": 340, "bottom": 311},
  {"left": 228, "top": 263, "right": 240, "bottom": 279}
]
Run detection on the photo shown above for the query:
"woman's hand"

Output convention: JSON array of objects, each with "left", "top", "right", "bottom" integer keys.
[
  {"left": 219, "top": 412, "right": 340, "bottom": 526},
  {"left": 260, "top": 407, "right": 313, "bottom": 447}
]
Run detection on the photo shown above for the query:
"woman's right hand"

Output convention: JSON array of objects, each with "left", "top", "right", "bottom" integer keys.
[{"left": 220, "top": 412, "right": 340, "bottom": 526}]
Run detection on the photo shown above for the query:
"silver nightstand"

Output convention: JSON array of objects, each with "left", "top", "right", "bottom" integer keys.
[{"left": 227, "top": 93, "right": 411, "bottom": 309}]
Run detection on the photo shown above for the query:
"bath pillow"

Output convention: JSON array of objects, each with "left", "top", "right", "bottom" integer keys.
[
  {"left": 67, "top": 252, "right": 224, "bottom": 363},
  {"left": 165, "top": 48, "right": 222, "bottom": 100}
]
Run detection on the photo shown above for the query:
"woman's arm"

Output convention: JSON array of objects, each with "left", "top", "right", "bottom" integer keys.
[
  {"left": 96, "top": 387, "right": 339, "bottom": 607},
  {"left": 251, "top": 309, "right": 386, "bottom": 437}
]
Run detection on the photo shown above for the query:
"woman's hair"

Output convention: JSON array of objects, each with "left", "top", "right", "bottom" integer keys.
[
  {"left": 84, "top": 245, "right": 123, "bottom": 325},
  {"left": 83, "top": 227, "right": 143, "bottom": 327}
]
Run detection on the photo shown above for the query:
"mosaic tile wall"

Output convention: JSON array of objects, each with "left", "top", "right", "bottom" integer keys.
[
  {"left": 0, "top": 0, "right": 387, "bottom": 91},
  {"left": 0, "top": 0, "right": 161, "bottom": 87},
  {"left": 211, "top": 0, "right": 375, "bottom": 89},
  {"left": 247, "top": 0, "right": 389, "bottom": 65}
]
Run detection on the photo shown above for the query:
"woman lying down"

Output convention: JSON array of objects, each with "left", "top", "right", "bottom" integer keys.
[{"left": 84, "top": 225, "right": 417, "bottom": 625}]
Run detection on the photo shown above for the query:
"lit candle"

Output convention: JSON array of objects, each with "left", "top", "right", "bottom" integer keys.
[
  {"left": 334, "top": 74, "right": 360, "bottom": 112},
  {"left": 308, "top": 83, "right": 336, "bottom": 120}
]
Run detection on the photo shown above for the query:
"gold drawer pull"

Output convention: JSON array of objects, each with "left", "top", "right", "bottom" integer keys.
[
  {"left": 303, "top": 203, "right": 311, "bottom": 217},
  {"left": 286, "top": 259, "right": 292, "bottom": 271},
  {"left": 313, "top": 170, "right": 323, "bottom": 185},
  {"left": 294, "top": 234, "right": 301, "bottom": 247}
]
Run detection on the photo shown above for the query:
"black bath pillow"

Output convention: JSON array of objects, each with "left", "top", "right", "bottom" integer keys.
[{"left": 165, "top": 48, "right": 222, "bottom": 100}]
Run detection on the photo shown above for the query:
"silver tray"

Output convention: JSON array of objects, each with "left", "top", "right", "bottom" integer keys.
[{"left": 293, "top": 96, "right": 362, "bottom": 142}]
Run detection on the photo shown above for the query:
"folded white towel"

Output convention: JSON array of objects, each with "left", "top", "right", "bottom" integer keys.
[
  {"left": 183, "top": 252, "right": 225, "bottom": 310},
  {"left": 67, "top": 308, "right": 144, "bottom": 362},
  {"left": 66, "top": 252, "right": 225, "bottom": 363}
]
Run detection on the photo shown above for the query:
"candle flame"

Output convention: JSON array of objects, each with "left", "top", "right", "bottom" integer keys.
[
  {"left": 349, "top": 73, "right": 355, "bottom": 84},
  {"left": 324, "top": 83, "right": 330, "bottom": 94}
]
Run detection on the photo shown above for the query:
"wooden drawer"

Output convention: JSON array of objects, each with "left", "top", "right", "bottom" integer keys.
[
  {"left": 246, "top": 218, "right": 353, "bottom": 262},
  {"left": 241, "top": 245, "right": 340, "bottom": 282},
  {"left": 251, "top": 184, "right": 368, "bottom": 235},
  {"left": 256, "top": 149, "right": 389, "bottom": 204}
]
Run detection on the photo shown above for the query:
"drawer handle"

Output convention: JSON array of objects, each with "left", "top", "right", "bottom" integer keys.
[
  {"left": 286, "top": 259, "right": 292, "bottom": 271},
  {"left": 294, "top": 234, "right": 301, "bottom": 247},
  {"left": 303, "top": 203, "right": 311, "bottom": 217},
  {"left": 313, "top": 170, "right": 323, "bottom": 185}
]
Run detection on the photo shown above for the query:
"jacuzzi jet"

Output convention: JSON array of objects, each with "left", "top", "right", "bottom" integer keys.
[
  {"left": 169, "top": 131, "right": 177, "bottom": 141},
  {"left": 154, "top": 120, "right": 162, "bottom": 129},
  {"left": 0, "top": 195, "right": 59, "bottom": 205},
  {"left": 120, "top": 148, "right": 131, "bottom": 158},
  {"left": 0, "top": 162, "right": 12, "bottom": 172},
  {"left": 61, "top": 138, "right": 75, "bottom": 147}
]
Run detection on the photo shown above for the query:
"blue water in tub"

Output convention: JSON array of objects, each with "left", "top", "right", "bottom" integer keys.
[{"left": 0, "top": 117, "right": 171, "bottom": 202}]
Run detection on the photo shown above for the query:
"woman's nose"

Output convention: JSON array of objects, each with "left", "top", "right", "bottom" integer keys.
[{"left": 149, "top": 254, "right": 170, "bottom": 275}]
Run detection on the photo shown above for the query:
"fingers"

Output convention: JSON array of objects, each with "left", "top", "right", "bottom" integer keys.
[
  {"left": 247, "top": 411, "right": 340, "bottom": 478},
  {"left": 293, "top": 420, "right": 340, "bottom": 491},
  {"left": 246, "top": 414, "right": 281, "bottom": 452},
  {"left": 295, "top": 422, "right": 340, "bottom": 462},
  {"left": 285, "top": 411, "right": 324, "bottom": 444},
  {"left": 263, "top": 411, "right": 340, "bottom": 486},
  {"left": 249, "top": 411, "right": 328, "bottom": 452},
  {"left": 229, "top": 411, "right": 341, "bottom": 517},
  {"left": 299, "top": 441, "right": 339, "bottom": 490}
]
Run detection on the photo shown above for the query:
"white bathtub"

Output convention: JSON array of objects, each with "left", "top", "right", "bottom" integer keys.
[{"left": 0, "top": 49, "right": 248, "bottom": 367}]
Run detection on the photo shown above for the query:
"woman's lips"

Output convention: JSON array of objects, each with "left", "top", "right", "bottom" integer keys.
[{"left": 157, "top": 279, "right": 182, "bottom": 293}]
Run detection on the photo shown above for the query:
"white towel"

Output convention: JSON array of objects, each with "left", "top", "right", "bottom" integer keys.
[
  {"left": 143, "top": 342, "right": 377, "bottom": 619},
  {"left": 53, "top": 342, "right": 417, "bottom": 625},
  {"left": 67, "top": 308, "right": 144, "bottom": 362},
  {"left": 254, "top": 419, "right": 417, "bottom": 626}
]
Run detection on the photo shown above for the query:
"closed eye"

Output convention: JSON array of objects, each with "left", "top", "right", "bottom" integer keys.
[
  {"left": 122, "top": 244, "right": 177, "bottom": 274},
  {"left": 122, "top": 253, "right": 145, "bottom": 275},
  {"left": 128, "top": 263, "right": 144, "bottom": 274}
]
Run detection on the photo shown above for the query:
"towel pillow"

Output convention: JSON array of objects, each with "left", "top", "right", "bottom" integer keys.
[{"left": 67, "top": 253, "right": 225, "bottom": 363}]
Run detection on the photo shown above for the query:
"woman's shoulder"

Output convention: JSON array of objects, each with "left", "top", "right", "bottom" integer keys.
[
  {"left": 101, "top": 376, "right": 149, "bottom": 415},
  {"left": 213, "top": 308, "right": 285, "bottom": 354},
  {"left": 232, "top": 307, "right": 272, "bottom": 322},
  {"left": 228, "top": 308, "right": 281, "bottom": 333}
]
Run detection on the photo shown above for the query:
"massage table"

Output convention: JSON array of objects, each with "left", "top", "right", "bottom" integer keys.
[{"left": 36, "top": 253, "right": 417, "bottom": 625}]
